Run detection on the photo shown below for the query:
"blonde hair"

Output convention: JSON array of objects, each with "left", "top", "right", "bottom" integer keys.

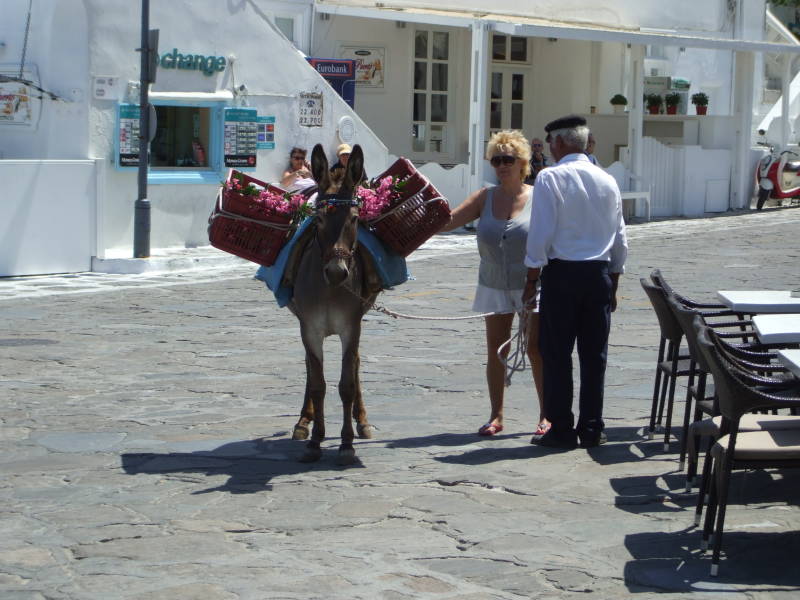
[{"left": 485, "top": 129, "right": 532, "bottom": 179}]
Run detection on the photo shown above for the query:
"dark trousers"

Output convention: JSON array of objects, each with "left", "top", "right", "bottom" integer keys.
[{"left": 538, "top": 259, "right": 612, "bottom": 436}]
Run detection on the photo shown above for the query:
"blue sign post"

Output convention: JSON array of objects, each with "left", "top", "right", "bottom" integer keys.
[
  {"left": 256, "top": 116, "right": 275, "bottom": 150},
  {"left": 306, "top": 58, "right": 356, "bottom": 108},
  {"left": 223, "top": 107, "right": 258, "bottom": 168}
]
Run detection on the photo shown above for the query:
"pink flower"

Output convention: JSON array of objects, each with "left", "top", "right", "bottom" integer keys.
[{"left": 357, "top": 176, "right": 397, "bottom": 221}]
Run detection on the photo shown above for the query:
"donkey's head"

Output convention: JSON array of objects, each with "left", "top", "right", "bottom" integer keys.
[{"left": 310, "top": 143, "right": 365, "bottom": 287}]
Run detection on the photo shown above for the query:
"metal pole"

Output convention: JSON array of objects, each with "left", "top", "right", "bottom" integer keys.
[{"left": 134, "top": 0, "right": 151, "bottom": 258}]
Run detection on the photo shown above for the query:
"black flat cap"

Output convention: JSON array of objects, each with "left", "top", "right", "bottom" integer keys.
[{"left": 544, "top": 115, "right": 587, "bottom": 132}]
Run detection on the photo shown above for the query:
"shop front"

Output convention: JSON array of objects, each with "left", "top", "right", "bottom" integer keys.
[
  {"left": 0, "top": 0, "right": 386, "bottom": 276},
  {"left": 312, "top": 0, "right": 800, "bottom": 218}
]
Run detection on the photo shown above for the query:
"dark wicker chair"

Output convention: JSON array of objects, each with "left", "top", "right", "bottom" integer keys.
[
  {"left": 694, "top": 319, "right": 800, "bottom": 576},
  {"left": 640, "top": 278, "right": 692, "bottom": 450},
  {"left": 669, "top": 298, "right": 795, "bottom": 492},
  {"left": 651, "top": 269, "right": 734, "bottom": 314}
]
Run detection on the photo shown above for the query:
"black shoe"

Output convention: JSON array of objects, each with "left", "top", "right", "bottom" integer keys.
[
  {"left": 579, "top": 431, "right": 607, "bottom": 448},
  {"left": 531, "top": 429, "right": 577, "bottom": 448}
]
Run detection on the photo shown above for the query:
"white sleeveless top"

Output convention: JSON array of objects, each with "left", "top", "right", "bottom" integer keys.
[
  {"left": 476, "top": 186, "right": 532, "bottom": 290},
  {"left": 472, "top": 186, "right": 538, "bottom": 315}
]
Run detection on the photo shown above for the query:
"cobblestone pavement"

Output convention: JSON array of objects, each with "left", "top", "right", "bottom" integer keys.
[{"left": 2, "top": 207, "right": 800, "bottom": 599}]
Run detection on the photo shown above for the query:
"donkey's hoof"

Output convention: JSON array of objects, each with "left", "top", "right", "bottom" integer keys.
[
  {"left": 356, "top": 423, "right": 373, "bottom": 439},
  {"left": 299, "top": 447, "right": 322, "bottom": 463},
  {"left": 292, "top": 423, "right": 310, "bottom": 440},
  {"left": 299, "top": 441, "right": 322, "bottom": 463},
  {"left": 336, "top": 446, "right": 357, "bottom": 466}
]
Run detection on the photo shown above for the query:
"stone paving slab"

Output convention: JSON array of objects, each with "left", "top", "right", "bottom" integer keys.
[{"left": 2, "top": 207, "right": 800, "bottom": 599}]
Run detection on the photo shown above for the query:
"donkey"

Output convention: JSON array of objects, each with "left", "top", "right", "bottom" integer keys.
[{"left": 287, "top": 143, "right": 381, "bottom": 464}]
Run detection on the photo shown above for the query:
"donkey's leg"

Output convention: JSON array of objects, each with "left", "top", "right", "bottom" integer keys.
[
  {"left": 292, "top": 393, "right": 315, "bottom": 440},
  {"left": 337, "top": 331, "right": 361, "bottom": 465},
  {"left": 350, "top": 351, "right": 373, "bottom": 440},
  {"left": 299, "top": 329, "right": 325, "bottom": 463}
]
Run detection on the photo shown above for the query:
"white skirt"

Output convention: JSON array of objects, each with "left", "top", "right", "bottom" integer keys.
[{"left": 472, "top": 283, "right": 539, "bottom": 315}]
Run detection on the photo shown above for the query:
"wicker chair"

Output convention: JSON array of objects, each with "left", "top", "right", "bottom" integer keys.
[
  {"left": 694, "top": 319, "right": 800, "bottom": 576},
  {"left": 670, "top": 299, "right": 795, "bottom": 493},
  {"left": 640, "top": 278, "right": 692, "bottom": 449}
]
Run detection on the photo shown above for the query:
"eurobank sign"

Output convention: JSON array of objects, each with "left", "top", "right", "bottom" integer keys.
[{"left": 159, "top": 48, "right": 226, "bottom": 76}]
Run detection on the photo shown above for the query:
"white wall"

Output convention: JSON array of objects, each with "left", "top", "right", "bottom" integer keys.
[
  {"left": 314, "top": 16, "right": 628, "bottom": 164},
  {"left": 0, "top": 0, "right": 89, "bottom": 159},
  {"left": 319, "top": 0, "right": 731, "bottom": 33},
  {"left": 2, "top": 0, "right": 388, "bottom": 260},
  {"left": 312, "top": 15, "right": 471, "bottom": 163},
  {"left": 1, "top": 160, "right": 97, "bottom": 276}
]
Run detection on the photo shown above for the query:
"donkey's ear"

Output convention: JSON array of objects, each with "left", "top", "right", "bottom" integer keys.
[
  {"left": 310, "top": 144, "right": 331, "bottom": 192},
  {"left": 342, "top": 144, "right": 364, "bottom": 194}
]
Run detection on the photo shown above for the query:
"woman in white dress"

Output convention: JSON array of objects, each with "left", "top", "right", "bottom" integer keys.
[{"left": 441, "top": 130, "right": 547, "bottom": 438}]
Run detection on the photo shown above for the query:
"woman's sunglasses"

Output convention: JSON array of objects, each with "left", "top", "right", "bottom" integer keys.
[
  {"left": 490, "top": 155, "right": 517, "bottom": 167},
  {"left": 291, "top": 155, "right": 305, "bottom": 160}
]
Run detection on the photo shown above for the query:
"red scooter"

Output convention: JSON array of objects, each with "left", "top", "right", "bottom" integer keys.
[{"left": 755, "top": 141, "right": 800, "bottom": 210}]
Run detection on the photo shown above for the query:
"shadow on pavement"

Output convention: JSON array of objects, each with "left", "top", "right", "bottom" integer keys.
[
  {"left": 623, "top": 529, "right": 800, "bottom": 592},
  {"left": 617, "top": 464, "right": 800, "bottom": 591},
  {"left": 401, "top": 426, "right": 657, "bottom": 465},
  {"left": 385, "top": 431, "right": 526, "bottom": 448},
  {"left": 120, "top": 436, "right": 363, "bottom": 495}
]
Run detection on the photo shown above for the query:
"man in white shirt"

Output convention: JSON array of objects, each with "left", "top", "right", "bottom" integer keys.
[{"left": 523, "top": 115, "right": 628, "bottom": 449}]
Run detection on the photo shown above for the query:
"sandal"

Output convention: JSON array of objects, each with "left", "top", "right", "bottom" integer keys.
[
  {"left": 478, "top": 422, "right": 504, "bottom": 436},
  {"left": 530, "top": 421, "right": 551, "bottom": 442}
]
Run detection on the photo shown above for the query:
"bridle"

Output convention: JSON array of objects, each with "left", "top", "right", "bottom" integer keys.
[{"left": 315, "top": 193, "right": 361, "bottom": 264}]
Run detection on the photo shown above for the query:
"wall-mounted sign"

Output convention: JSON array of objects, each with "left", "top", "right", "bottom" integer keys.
[
  {"left": 299, "top": 92, "right": 323, "bottom": 128},
  {"left": 224, "top": 107, "right": 257, "bottom": 167},
  {"left": 118, "top": 104, "right": 141, "bottom": 166},
  {"left": 338, "top": 46, "right": 384, "bottom": 89},
  {"left": 93, "top": 76, "right": 119, "bottom": 100},
  {"left": 256, "top": 116, "right": 275, "bottom": 150},
  {"left": 0, "top": 81, "right": 33, "bottom": 125},
  {"left": 306, "top": 58, "right": 356, "bottom": 108},
  {"left": 159, "top": 48, "right": 227, "bottom": 76}
]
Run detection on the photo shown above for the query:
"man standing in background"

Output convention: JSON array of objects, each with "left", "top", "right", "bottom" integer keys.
[
  {"left": 523, "top": 115, "right": 628, "bottom": 449},
  {"left": 525, "top": 137, "right": 549, "bottom": 184}
]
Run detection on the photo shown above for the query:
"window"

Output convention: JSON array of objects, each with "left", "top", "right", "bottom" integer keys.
[
  {"left": 275, "top": 17, "right": 294, "bottom": 42},
  {"left": 412, "top": 29, "right": 450, "bottom": 156},
  {"left": 151, "top": 105, "right": 212, "bottom": 169},
  {"left": 488, "top": 71, "right": 526, "bottom": 134},
  {"left": 491, "top": 35, "right": 529, "bottom": 64},
  {"left": 488, "top": 35, "right": 529, "bottom": 135}
]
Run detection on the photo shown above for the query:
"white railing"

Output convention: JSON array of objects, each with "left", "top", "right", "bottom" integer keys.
[
  {"left": 387, "top": 155, "right": 470, "bottom": 211},
  {"left": 639, "top": 137, "right": 681, "bottom": 217}
]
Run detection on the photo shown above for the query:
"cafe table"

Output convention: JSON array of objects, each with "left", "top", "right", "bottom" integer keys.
[
  {"left": 716, "top": 290, "right": 800, "bottom": 314},
  {"left": 752, "top": 314, "right": 800, "bottom": 345},
  {"left": 777, "top": 349, "right": 800, "bottom": 379}
]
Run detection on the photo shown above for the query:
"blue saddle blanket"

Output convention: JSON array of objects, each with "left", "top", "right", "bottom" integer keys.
[{"left": 255, "top": 218, "right": 408, "bottom": 307}]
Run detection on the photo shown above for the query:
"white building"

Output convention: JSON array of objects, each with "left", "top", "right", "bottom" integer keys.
[
  {"left": 311, "top": 0, "right": 800, "bottom": 220},
  {"left": 2, "top": 0, "right": 799, "bottom": 276},
  {"left": 0, "top": 0, "right": 382, "bottom": 276}
]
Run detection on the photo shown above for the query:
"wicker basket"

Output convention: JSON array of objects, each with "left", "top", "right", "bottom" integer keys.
[
  {"left": 207, "top": 171, "right": 295, "bottom": 266},
  {"left": 369, "top": 158, "right": 450, "bottom": 257}
]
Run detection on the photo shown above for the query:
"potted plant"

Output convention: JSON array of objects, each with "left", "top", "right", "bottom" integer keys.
[
  {"left": 665, "top": 92, "right": 681, "bottom": 115},
  {"left": 646, "top": 94, "right": 663, "bottom": 115},
  {"left": 610, "top": 93, "right": 627, "bottom": 114},
  {"left": 691, "top": 92, "right": 709, "bottom": 115}
]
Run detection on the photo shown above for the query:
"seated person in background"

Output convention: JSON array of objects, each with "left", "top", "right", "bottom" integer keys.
[
  {"left": 280, "top": 147, "right": 316, "bottom": 192},
  {"left": 524, "top": 137, "right": 549, "bottom": 184},
  {"left": 585, "top": 133, "right": 600, "bottom": 166},
  {"left": 330, "top": 143, "right": 368, "bottom": 182}
]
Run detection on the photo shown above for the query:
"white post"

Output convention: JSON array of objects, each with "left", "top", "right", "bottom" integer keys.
[
  {"left": 782, "top": 54, "right": 792, "bottom": 150},
  {"left": 732, "top": 50, "right": 756, "bottom": 210},
  {"left": 468, "top": 20, "right": 490, "bottom": 196},
  {"left": 628, "top": 44, "right": 645, "bottom": 216}
]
